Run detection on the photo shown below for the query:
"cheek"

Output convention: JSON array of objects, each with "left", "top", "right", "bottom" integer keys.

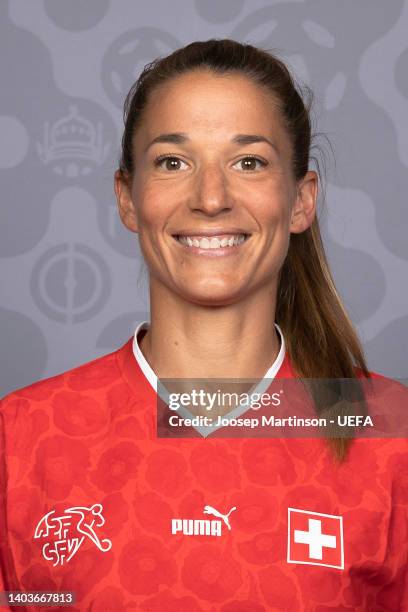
[
  {"left": 133, "top": 193, "right": 175, "bottom": 264},
  {"left": 245, "top": 177, "right": 293, "bottom": 222},
  {"left": 252, "top": 198, "right": 292, "bottom": 232},
  {"left": 132, "top": 184, "right": 169, "bottom": 233}
]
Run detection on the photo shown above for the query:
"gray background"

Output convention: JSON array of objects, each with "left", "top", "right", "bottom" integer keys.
[{"left": 1, "top": 0, "right": 407, "bottom": 397}]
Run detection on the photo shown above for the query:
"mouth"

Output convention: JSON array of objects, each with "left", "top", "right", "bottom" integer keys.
[{"left": 172, "top": 233, "right": 251, "bottom": 251}]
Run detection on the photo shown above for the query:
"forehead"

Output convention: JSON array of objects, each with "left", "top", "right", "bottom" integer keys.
[{"left": 135, "top": 69, "right": 290, "bottom": 151}]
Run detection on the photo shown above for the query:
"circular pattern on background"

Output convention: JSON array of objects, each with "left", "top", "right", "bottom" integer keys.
[
  {"left": 0, "top": 116, "right": 29, "bottom": 168},
  {"left": 43, "top": 0, "right": 110, "bottom": 31},
  {"left": 30, "top": 243, "right": 111, "bottom": 323}
]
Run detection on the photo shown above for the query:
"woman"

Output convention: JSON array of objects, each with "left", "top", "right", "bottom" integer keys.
[{"left": 0, "top": 39, "right": 406, "bottom": 611}]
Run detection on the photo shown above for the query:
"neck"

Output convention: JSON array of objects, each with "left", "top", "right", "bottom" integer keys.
[{"left": 139, "top": 280, "right": 281, "bottom": 379}]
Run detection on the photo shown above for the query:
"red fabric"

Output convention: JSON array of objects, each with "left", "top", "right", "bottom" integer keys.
[{"left": 0, "top": 338, "right": 406, "bottom": 611}]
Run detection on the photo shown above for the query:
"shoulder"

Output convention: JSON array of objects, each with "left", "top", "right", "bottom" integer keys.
[
  {"left": 354, "top": 365, "right": 407, "bottom": 398},
  {"left": 355, "top": 364, "right": 407, "bottom": 398},
  {"left": 353, "top": 366, "right": 408, "bottom": 467},
  {"left": 0, "top": 342, "right": 127, "bottom": 421}
]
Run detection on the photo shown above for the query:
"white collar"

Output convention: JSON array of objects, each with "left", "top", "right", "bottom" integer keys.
[
  {"left": 132, "top": 320, "right": 286, "bottom": 437},
  {"left": 132, "top": 320, "right": 286, "bottom": 392}
]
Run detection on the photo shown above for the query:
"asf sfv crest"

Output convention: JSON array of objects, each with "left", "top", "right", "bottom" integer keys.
[{"left": 34, "top": 503, "right": 112, "bottom": 566}]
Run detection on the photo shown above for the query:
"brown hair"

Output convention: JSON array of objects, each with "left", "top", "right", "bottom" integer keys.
[{"left": 118, "top": 39, "right": 371, "bottom": 462}]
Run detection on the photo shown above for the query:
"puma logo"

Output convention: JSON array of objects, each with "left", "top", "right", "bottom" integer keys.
[{"left": 171, "top": 504, "right": 237, "bottom": 537}]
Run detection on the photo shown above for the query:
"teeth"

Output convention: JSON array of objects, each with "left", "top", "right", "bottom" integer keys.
[{"left": 178, "top": 234, "right": 247, "bottom": 249}]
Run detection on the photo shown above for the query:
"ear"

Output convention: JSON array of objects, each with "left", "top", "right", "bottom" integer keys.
[
  {"left": 290, "top": 170, "right": 318, "bottom": 234},
  {"left": 114, "top": 170, "right": 139, "bottom": 233}
]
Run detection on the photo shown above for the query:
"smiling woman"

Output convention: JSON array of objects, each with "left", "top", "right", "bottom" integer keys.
[
  {"left": 113, "top": 43, "right": 363, "bottom": 433},
  {"left": 1, "top": 39, "right": 407, "bottom": 611}
]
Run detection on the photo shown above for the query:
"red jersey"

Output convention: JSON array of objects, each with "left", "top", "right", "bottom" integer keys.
[{"left": 0, "top": 323, "right": 407, "bottom": 611}]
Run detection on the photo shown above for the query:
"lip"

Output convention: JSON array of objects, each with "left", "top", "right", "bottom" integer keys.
[{"left": 172, "top": 228, "right": 251, "bottom": 238}]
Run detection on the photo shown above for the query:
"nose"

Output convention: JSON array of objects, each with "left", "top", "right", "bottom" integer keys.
[{"left": 189, "top": 162, "right": 233, "bottom": 216}]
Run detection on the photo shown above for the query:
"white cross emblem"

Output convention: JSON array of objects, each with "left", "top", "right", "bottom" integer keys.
[
  {"left": 287, "top": 507, "right": 344, "bottom": 569},
  {"left": 294, "top": 518, "right": 337, "bottom": 559}
]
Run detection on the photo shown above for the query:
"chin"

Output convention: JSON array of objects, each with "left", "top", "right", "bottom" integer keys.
[{"left": 177, "top": 283, "right": 245, "bottom": 307}]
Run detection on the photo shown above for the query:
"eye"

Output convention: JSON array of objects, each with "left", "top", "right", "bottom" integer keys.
[
  {"left": 153, "top": 154, "right": 189, "bottom": 172},
  {"left": 233, "top": 156, "right": 268, "bottom": 172}
]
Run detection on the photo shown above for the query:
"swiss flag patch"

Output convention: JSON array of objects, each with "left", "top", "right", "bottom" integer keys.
[{"left": 287, "top": 507, "right": 344, "bottom": 569}]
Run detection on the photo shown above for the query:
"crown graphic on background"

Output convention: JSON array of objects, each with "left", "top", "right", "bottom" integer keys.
[{"left": 37, "top": 105, "right": 110, "bottom": 177}]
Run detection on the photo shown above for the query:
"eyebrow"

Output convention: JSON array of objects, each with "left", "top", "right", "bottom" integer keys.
[{"left": 144, "top": 132, "right": 279, "bottom": 155}]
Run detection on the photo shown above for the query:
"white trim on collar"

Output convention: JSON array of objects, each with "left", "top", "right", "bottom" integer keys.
[
  {"left": 132, "top": 320, "right": 286, "bottom": 393},
  {"left": 132, "top": 320, "right": 286, "bottom": 437}
]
